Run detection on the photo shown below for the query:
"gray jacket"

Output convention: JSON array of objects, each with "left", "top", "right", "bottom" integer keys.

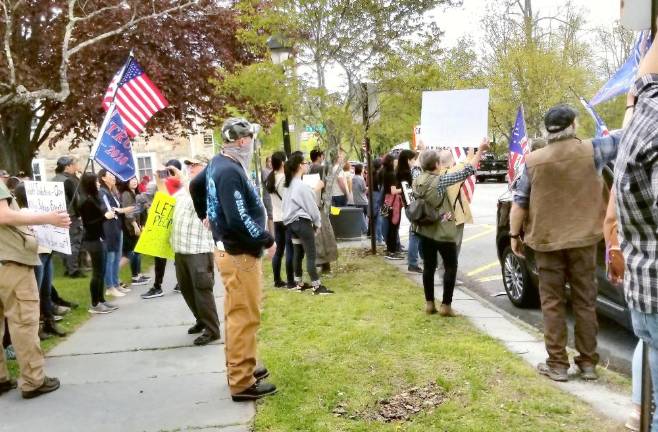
[{"left": 282, "top": 177, "right": 321, "bottom": 227}]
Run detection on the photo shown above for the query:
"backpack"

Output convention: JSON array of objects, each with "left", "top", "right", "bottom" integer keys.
[{"left": 406, "top": 194, "right": 440, "bottom": 225}]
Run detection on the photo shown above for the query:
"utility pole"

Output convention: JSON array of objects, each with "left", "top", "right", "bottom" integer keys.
[{"left": 362, "top": 83, "right": 376, "bottom": 255}]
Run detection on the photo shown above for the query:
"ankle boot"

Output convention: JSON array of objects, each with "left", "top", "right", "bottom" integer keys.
[
  {"left": 44, "top": 318, "right": 67, "bottom": 337},
  {"left": 425, "top": 301, "right": 437, "bottom": 315},
  {"left": 38, "top": 322, "right": 52, "bottom": 341},
  {"left": 439, "top": 304, "right": 457, "bottom": 317}
]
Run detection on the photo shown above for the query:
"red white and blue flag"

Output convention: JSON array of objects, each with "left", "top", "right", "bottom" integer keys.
[
  {"left": 102, "top": 56, "right": 169, "bottom": 138},
  {"left": 450, "top": 147, "right": 476, "bottom": 203},
  {"left": 578, "top": 96, "right": 609, "bottom": 138},
  {"left": 508, "top": 106, "right": 528, "bottom": 183}
]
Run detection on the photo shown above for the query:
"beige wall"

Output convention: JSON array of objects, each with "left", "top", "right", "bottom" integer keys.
[{"left": 33, "top": 129, "right": 216, "bottom": 180}]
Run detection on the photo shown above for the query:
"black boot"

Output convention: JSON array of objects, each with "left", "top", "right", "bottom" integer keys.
[
  {"left": 231, "top": 381, "right": 277, "bottom": 402},
  {"left": 43, "top": 318, "right": 67, "bottom": 337},
  {"left": 38, "top": 322, "right": 51, "bottom": 341}
]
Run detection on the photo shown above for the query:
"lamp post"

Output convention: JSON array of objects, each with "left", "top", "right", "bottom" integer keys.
[{"left": 267, "top": 35, "right": 293, "bottom": 156}]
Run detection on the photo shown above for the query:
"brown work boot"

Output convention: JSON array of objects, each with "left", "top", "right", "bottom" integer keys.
[
  {"left": 577, "top": 364, "right": 598, "bottom": 381},
  {"left": 22, "top": 376, "right": 60, "bottom": 399},
  {"left": 537, "top": 363, "right": 568, "bottom": 382},
  {"left": 425, "top": 301, "right": 437, "bottom": 315},
  {"left": 439, "top": 304, "right": 457, "bottom": 317}
]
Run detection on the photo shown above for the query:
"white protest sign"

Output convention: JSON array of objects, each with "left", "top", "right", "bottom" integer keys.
[
  {"left": 24, "top": 181, "right": 72, "bottom": 254},
  {"left": 420, "top": 89, "right": 489, "bottom": 149}
]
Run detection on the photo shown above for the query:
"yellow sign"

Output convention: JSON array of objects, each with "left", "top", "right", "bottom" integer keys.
[
  {"left": 134, "top": 192, "right": 176, "bottom": 259},
  {"left": 330, "top": 206, "right": 341, "bottom": 216}
]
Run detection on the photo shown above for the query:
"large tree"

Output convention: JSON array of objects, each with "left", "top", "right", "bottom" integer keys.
[{"left": 0, "top": 0, "right": 265, "bottom": 175}]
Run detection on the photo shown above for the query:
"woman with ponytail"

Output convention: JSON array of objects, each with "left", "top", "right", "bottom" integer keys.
[
  {"left": 266, "top": 152, "right": 295, "bottom": 288},
  {"left": 282, "top": 154, "right": 333, "bottom": 295}
]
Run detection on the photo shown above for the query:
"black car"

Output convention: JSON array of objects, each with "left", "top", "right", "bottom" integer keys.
[
  {"left": 476, "top": 153, "right": 508, "bottom": 183},
  {"left": 495, "top": 168, "right": 632, "bottom": 330}
]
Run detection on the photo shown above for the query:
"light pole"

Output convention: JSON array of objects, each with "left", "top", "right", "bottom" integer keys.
[{"left": 266, "top": 35, "right": 293, "bottom": 156}]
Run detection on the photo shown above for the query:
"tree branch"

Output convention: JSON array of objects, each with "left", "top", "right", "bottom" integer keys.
[
  {"left": 73, "top": 1, "right": 126, "bottom": 23},
  {"left": 1, "top": 0, "right": 16, "bottom": 85},
  {"left": 67, "top": 1, "right": 198, "bottom": 57}
]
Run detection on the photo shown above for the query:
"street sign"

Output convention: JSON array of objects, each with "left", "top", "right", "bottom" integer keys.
[{"left": 621, "top": 0, "right": 651, "bottom": 30}]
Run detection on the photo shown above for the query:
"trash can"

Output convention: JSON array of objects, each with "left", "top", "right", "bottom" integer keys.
[{"left": 329, "top": 207, "right": 364, "bottom": 240}]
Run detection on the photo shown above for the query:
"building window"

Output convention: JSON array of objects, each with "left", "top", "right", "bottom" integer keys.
[
  {"left": 134, "top": 153, "right": 156, "bottom": 180},
  {"left": 203, "top": 132, "right": 214, "bottom": 148},
  {"left": 31, "top": 159, "right": 46, "bottom": 181}
]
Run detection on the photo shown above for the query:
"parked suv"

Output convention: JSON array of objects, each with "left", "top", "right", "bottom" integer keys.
[
  {"left": 476, "top": 152, "right": 508, "bottom": 183},
  {"left": 495, "top": 167, "right": 631, "bottom": 330}
]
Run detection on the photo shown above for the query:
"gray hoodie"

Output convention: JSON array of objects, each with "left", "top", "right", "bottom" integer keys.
[{"left": 282, "top": 177, "right": 321, "bottom": 227}]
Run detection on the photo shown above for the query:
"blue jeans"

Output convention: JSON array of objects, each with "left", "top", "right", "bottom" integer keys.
[
  {"left": 630, "top": 309, "right": 658, "bottom": 429},
  {"left": 34, "top": 253, "right": 54, "bottom": 318},
  {"left": 104, "top": 233, "right": 123, "bottom": 288},
  {"left": 408, "top": 229, "right": 421, "bottom": 267},
  {"left": 632, "top": 340, "right": 643, "bottom": 405}
]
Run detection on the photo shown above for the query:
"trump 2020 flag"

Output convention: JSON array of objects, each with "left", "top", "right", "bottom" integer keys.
[
  {"left": 92, "top": 107, "right": 137, "bottom": 182},
  {"left": 590, "top": 31, "right": 652, "bottom": 106},
  {"left": 102, "top": 56, "right": 169, "bottom": 138},
  {"left": 508, "top": 107, "right": 528, "bottom": 183},
  {"left": 578, "top": 96, "right": 609, "bottom": 138}
]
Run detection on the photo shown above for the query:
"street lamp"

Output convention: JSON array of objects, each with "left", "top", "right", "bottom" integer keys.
[{"left": 266, "top": 35, "right": 293, "bottom": 156}]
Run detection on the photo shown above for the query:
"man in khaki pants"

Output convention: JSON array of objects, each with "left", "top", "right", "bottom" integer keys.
[
  {"left": 190, "top": 118, "right": 276, "bottom": 401},
  {"left": 0, "top": 180, "right": 70, "bottom": 398}
]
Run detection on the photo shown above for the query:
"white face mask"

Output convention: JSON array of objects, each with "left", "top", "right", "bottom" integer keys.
[{"left": 223, "top": 137, "right": 254, "bottom": 173}]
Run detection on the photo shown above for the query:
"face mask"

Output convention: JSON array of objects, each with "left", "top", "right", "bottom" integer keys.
[{"left": 223, "top": 137, "right": 253, "bottom": 173}]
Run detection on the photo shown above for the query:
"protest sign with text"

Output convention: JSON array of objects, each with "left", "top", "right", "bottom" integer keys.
[
  {"left": 24, "top": 181, "right": 72, "bottom": 254},
  {"left": 134, "top": 192, "right": 176, "bottom": 259},
  {"left": 420, "top": 89, "right": 489, "bottom": 149}
]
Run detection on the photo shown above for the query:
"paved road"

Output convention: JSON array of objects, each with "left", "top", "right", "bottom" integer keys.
[{"left": 403, "top": 182, "right": 636, "bottom": 374}]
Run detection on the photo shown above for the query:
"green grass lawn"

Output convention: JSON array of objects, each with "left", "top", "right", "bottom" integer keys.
[
  {"left": 255, "top": 249, "right": 621, "bottom": 432},
  {"left": 7, "top": 255, "right": 153, "bottom": 378}
]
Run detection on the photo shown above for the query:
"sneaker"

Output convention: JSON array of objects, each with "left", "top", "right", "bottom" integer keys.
[
  {"left": 173, "top": 284, "right": 181, "bottom": 294},
  {"left": 193, "top": 332, "right": 220, "bottom": 346},
  {"left": 537, "top": 363, "right": 568, "bottom": 382},
  {"left": 577, "top": 364, "right": 598, "bottom": 381},
  {"left": 131, "top": 276, "right": 149, "bottom": 286},
  {"left": 0, "top": 378, "right": 17, "bottom": 395},
  {"left": 102, "top": 302, "right": 119, "bottom": 311},
  {"left": 88, "top": 303, "right": 115, "bottom": 314},
  {"left": 295, "top": 283, "right": 312, "bottom": 293},
  {"left": 117, "top": 285, "right": 131, "bottom": 294},
  {"left": 231, "top": 381, "right": 277, "bottom": 402},
  {"left": 385, "top": 253, "right": 403, "bottom": 260},
  {"left": 22, "top": 376, "right": 60, "bottom": 399},
  {"left": 106, "top": 287, "right": 126, "bottom": 297},
  {"left": 141, "top": 287, "right": 164, "bottom": 299},
  {"left": 274, "top": 280, "right": 287, "bottom": 288},
  {"left": 4, "top": 345, "right": 15, "bottom": 360},
  {"left": 254, "top": 366, "right": 269, "bottom": 381},
  {"left": 312, "top": 285, "right": 334, "bottom": 295},
  {"left": 53, "top": 305, "right": 70, "bottom": 316},
  {"left": 286, "top": 282, "right": 297, "bottom": 289},
  {"left": 138, "top": 275, "right": 152, "bottom": 282},
  {"left": 407, "top": 265, "right": 423, "bottom": 273}
]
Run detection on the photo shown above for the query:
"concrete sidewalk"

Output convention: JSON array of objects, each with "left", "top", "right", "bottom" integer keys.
[
  {"left": 382, "top": 256, "right": 631, "bottom": 427},
  {"left": 1, "top": 262, "right": 253, "bottom": 432}
]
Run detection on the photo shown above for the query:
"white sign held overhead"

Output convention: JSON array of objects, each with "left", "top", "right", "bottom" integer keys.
[
  {"left": 24, "top": 181, "right": 72, "bottom": 255},
  {"left": 620, "top": 0, "right": 651, "bottom": 31},
  {"left": 420, "top": 89, "right": 489, "bottom": 149}
]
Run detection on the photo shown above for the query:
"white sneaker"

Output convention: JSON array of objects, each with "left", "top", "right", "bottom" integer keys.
[
  {"left": 88, "top": 303, "right": 115, "bottom": 314},
  {"left": 117, "top": 285, "right": 131, "bottom": 293},
  {"left": 106, "top": 287, "right": 126, "bottom": 297}
]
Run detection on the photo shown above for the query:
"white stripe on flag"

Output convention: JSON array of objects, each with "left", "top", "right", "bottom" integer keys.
[
  {"left": 137, "top": 75, "right": 168, "bottom": 109},
  {"left": 116, "top": 91, "right": 149, "bottom": 125},
  {"left": 127, "top": 79, "right": 159, "bottom": 113}
]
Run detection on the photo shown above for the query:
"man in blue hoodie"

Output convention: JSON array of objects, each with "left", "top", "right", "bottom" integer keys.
[{"left": 190, "top": 118, "right": 276, "bottom": 402}]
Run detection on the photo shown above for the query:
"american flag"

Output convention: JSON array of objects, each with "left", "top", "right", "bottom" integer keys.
[
  {"left": 102, "top": 57, "right": 169, "bottom": 138},
  {"left": 578, "top": 96, "right": 609, "bottom": 138},
  {"left": 450, "top": 146, "right": 476, "bottom": 203},
  {"left": 508, "top": 106, "right": 528, "bottom": 183}
]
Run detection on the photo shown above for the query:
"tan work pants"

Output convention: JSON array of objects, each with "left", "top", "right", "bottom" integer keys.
[
  {"left": 0, "top": 263, "right": 45, "bottom": 391},
  {"left": 214, "top": 251, "right": 261, "bottom": 394},
  {"left": 534, "top": 244, "right": 600, "bottom": 370}
]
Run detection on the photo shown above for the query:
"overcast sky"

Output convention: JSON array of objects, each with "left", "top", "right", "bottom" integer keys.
[{"left": 321, "top": 0, "right": 620, "bottom": 91}]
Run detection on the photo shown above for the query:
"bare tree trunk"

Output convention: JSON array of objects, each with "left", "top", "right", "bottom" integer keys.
[{"left": 0, "top": 104, "right": 37, "bottom": 175}]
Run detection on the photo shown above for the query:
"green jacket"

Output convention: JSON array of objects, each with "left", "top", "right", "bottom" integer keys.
[{"left": 411, "top": 171, "right": 457, "bottom": 243}]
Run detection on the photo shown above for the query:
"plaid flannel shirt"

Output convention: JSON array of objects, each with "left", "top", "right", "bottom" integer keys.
[
  {"left": 436, "top": 164, "right": 475, "bottom": 199},
  {"left": 171, "top": 188, "right": 215, "bottom": 255},
  {"left": 614, "top": 74, "right": 658, "bottom": 313}
]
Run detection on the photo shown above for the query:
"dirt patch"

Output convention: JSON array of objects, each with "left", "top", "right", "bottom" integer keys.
[{"left": 334, "top": 382, "right": 445, "bottom": 423}]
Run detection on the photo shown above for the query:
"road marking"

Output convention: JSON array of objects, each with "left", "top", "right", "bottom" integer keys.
[
  {"left": 476, "top": 275, "right": 503, "bottom": 283},
  {"left": 462, "top": 227, "right": 496, "bottom": 243},
  {"left": 467, "top": 261, "right": 500, "bottom": 277}
]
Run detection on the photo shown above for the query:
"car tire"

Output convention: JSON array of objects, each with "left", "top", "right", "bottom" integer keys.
[{"left": 501, "top": 246, "right": 540, "bottom": 308}]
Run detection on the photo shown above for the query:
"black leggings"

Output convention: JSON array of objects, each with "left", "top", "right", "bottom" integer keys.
[
  {"left": 287, "top": 218, "right": 319, "bottom": 284},
  {"left": 419, "top": 235, "right": 457, "bottom": 304},
  {"left": 84, "top": 240, "right": 107, "bottom": 306},
  {"left": 273, "top": 222, "right": 294, "bottom": 284},
  {"left": 154, "top": 257, "right": 167, "bottom": 288},
  {"left": 386, "top": 217, "right": 400, "bottom": 253}
]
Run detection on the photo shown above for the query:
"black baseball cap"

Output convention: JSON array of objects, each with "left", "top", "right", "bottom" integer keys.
[{"left": 544, "top": 104, "right": 578, "bottom": 133}]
